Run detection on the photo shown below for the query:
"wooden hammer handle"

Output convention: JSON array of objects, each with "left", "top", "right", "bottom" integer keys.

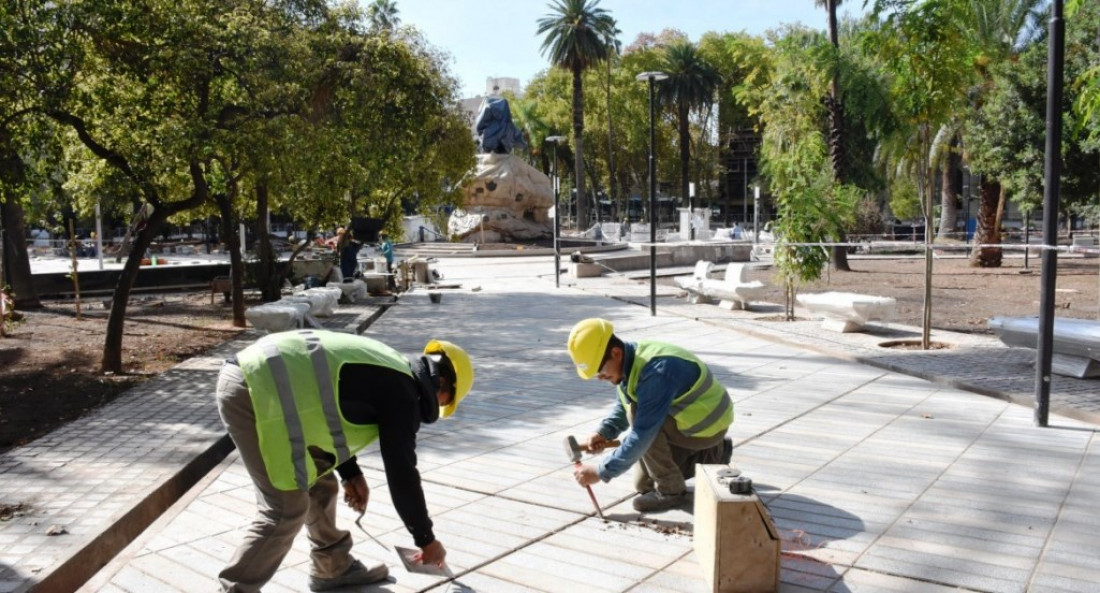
[{"left": 579, "top": 439, "right": 620, "bottom": 452}]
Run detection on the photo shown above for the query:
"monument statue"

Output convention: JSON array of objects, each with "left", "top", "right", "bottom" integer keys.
[
  {"left": 449, "top": 97, "right": 553, "bottom": 243},
  {"left": 475, "top": 97, "right": 527, "bottom": 154}
]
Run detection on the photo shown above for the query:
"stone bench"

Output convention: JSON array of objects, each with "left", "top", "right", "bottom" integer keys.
[
  {"left": 675, "top": 260, "right": 714, "bottom": 304},
  {"left": 244, "top": 301, "right": 311, "bottom": 332},
  {"left": 988, "top": 316, "right": 1100, "bottom": 379},
  {"left": 692, "top": 263, "right": 766, "bottom": 310},
  {"left": 796, "top": 291, "right": 897, "bottom": 333},
  {"left": 333, "top": 279, "right": 368, "bottom": 303},
  {"left": 283, "top": 287, "right": 341, "bottom": 317}
]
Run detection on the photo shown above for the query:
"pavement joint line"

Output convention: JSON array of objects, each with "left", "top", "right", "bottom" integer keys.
[
  {"left": 1025, "top": 433, "right": 1097, "bottom": 592},
  {"left": 76, "top": 451, "right": 240, "bottom": 592},
  {"left": 728, "top": 372, "right": 888, "bottom": 453},
  {"left": 26, "top": 434, "right": 235, "bottom": 593},
  {"left": 803, "top": 385, "right": 1011, "bottom": 584}
]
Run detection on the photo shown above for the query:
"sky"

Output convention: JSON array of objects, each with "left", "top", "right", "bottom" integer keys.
[{"left": 385, "top": 0, "right": 872, "bottom": 99}]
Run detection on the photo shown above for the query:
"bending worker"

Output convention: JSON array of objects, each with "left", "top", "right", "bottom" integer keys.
[
  {"left": 215, "top": 329, "right": 474, "bottom": 592},
  {"left": 567, "top": 318, "right": 733, "bottom": 512}
]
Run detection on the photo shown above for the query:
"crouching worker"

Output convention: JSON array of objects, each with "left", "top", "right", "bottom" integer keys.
[
  {"left": 567, "top": 318, "right": 733, "bottom": 512},
  {"left": 215, "top": 329, "right": 474, "bottom": 592}
]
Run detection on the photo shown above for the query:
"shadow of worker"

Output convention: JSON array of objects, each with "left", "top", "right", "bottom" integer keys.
[{"left": 756, "top": 486, "right": 866, "bottom": 590}]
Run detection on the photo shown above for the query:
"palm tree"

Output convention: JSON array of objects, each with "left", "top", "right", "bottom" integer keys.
[
  {"left": 603, "top": 23, "right": 621, "bottom": 219},
  {"left": 367, "top": 0, "right": 400, "bottom": 32},
  {"left": 964, "top": 0, "right": 1045, "bottom": 267},
  {"left": 816, "top": 0, "right": 851, "bottom": 270},
  {"left": 658, "top": 41, "right": 719, "bottom": 238},
  {"left": 537, "top": 0, "right": 616, "bottom": 230}
]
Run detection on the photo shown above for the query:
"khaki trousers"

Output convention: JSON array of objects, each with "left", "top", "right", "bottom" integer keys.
[
  {"left": 628, "top": 405, "right": 726, "bottom": 496},
  {"left": 215, "top": 363, "right": 353, "bottom": 593}
]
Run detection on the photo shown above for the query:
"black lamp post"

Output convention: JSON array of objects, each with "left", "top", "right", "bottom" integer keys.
[
  {"left": 546, "top": 135, "right": 567, "bottom": 288},
  {"left": 636, "top": 71, "right": 667, "bottom": 316},
  {"left": 1035, "top": 0, "right": 1064, "bottom": 427}
]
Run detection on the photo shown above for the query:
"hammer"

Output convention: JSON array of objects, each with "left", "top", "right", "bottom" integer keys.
[{"left": 564, "top": 435, "right": 605, "bottom": 519}]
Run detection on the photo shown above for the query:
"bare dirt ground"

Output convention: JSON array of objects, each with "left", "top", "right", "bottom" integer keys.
[
  {"left": 740, "top": 255, "right": 1100, "bottom": 333},
  {"left": 0, "top": 292, "right": 245, "bottom": 453},
  {"left": 1, "top": 254, "right": 1098, "bottom": 455}
]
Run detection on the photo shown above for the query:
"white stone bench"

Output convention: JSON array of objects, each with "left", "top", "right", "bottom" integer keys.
[
  {"left": 695, "top": 263, "right": 766, "bottom": 310},
  {"left": 302, "top": 287, "right": 342, "bottom": 316},
  {"left": 284, "top": 287, "right": 341, "bottom": 317},
  {"left": 796, "top": 291, "right": 897, "bottom": 333},
  {"left": 988, "top": 316, "right": 1100, "bottom": 379},
  {"left": 675, "top": 260, "right": 714, "bottom": 304},
  {"left": 245, "top": 301, "right": 311, "bottom": 332},
  {"left": 333, "top": 279, "right": 368, "bottom": 303}
]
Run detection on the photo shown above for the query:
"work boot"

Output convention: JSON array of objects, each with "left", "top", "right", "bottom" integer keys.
[
  {"left": 632, "top": 490, "right": 690, "bottom": 512},
  {"left": 721, "top": 436, "right": 733, "bottom": 465},
  {"left": 309, "top": 559, "right": 389, "bottom": 591}
]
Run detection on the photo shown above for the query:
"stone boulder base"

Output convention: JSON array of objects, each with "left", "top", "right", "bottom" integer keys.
[{"left": 450, "top": 153, "right": 553, "bottom": 242}]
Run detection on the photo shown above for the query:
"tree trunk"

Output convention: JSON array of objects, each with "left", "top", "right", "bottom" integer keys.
[
  {"left": 572, "top": 67, "right": 586, "bottom": 231},
  {"left": 254, "top": 184, "right": 282, "bottom": 302},
  {"left": 0, "top": 198, "right": 41, "bottom": 309},
  {"left": 607, "top": 57, "right": 617, "bottom": 220},
  {"left": 970, "top": 178, "right": 1003, "bottom": 267},
  {"left": 215, "top": 194, "right": 247, "bottom": 327},
  {"left": 937, "top": 147, "right": 959, "bottom": 240},
  {"left": 678, "top": 101, "right": 691, "bottom": 238},
  {"left": 825, "top": 0, "right": 851, "bottom": 272},
  {"left": 101, "top": 210, "right": 165, "bottom": 372}
]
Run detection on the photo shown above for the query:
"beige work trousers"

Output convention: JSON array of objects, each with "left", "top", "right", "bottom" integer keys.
[
  {"left": 629, "top": 405, "right": 727, "bottom": 496},
  {"left": 215, "top": 363, "right": 353, "bottom": 593}
]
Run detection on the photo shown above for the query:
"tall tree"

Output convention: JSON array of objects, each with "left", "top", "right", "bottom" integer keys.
[
  {"left": 658, "top": 41, "right": 720, "bottom": 237},
  {"left": 963, "top": 0, "right": 1046, "bottom": 266},
  {"left": 816, "top": 0, "right": 854, "bottom": 270},
  {"left": 537, "top": 0, "right": 616, "bottom": 230},
  {"left": 604, "top": 23, "right": 622, "bottom": 217},
  {"left": 865, "top": 0, "right": 972, "bottom": 347},
  {"left": 367, "top": 0, "right": 400, "bottom": 32}
]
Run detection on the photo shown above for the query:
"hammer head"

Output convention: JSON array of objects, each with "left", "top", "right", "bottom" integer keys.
[{"left": 563, "top": 435, "right": 582, "bottom": 463}]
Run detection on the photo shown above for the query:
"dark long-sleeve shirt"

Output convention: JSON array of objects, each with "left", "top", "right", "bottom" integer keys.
[{"left": 335, "top": 362, "right": 436, "bottom": 547}]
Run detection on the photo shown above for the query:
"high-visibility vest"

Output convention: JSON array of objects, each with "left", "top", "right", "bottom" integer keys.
[
  {"left": 618, "top": 341, "right": 733, "bottom": 438},
  {"left": 237, "top": 329, "right": 412, "bottom": 491}
]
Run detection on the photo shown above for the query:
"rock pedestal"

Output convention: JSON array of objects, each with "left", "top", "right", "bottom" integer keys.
[{"left": 450, "top": 154, "right": 553, "bottom": 242}]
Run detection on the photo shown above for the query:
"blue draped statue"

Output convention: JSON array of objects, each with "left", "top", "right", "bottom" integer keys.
[{"left": 475, "top": 97, "right": 527, "bottom": 154}]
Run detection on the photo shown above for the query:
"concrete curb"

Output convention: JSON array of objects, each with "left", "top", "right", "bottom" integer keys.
[{"left": 20, "top": 436, "right": 234, "bottom": 593}]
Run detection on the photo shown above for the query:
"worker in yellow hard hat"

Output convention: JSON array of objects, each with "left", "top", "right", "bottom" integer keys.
[
  {"left": 567, "top": 318, "right": 733, "bottom": 513},
  {"left": 215, "top": 330, "right": 473, "bottom": 591}
]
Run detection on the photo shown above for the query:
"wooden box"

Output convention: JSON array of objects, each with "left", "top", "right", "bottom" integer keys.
[{"left": 693, "top": 464, "right": 780, "bottom": 593}]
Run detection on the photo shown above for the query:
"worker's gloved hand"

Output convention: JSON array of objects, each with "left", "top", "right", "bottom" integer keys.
[
  {"left": 341, "top": 475, "right": 369, "bottom": 513},
  {"left": 415, "top": 539, "right": 446, "bottom": 567},
  {"left": 574, "top": 463, "right": 600, "bottom": 486},
  {"left": 585, "top": 433, "right": 610, "bottom": 453}
]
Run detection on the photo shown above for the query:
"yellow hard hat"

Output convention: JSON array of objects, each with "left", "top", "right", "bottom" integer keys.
[
  {"left": 423, "top": 339, "right": 473, "bottom": 418},
  {"left": 567, "top": 318, "right": 614, "bottom": 380}
]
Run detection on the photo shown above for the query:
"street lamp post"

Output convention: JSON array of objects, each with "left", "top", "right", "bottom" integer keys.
[
  {"left": 636, "top": 71, "right": 667, "bottom": 316},
  {"left": 1035, "top": 0, "right": 1064, "bottom": 427},
  {"left": 546, "top": 136, "right": 567, "bottom": 288}
]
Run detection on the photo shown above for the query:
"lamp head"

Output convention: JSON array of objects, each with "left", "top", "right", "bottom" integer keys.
[{"left": 635, "top": 71, "right": 669, "bottom": 82}]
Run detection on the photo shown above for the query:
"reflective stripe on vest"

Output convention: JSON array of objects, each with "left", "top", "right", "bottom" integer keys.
[
  {"left": 261, "top": 340, "right": 310, "bottom": 490},
  {"left": 237, "top": 329, "right": 411, "bottom": 490},
  {"left": 618, "top": 341, "right": 733, "bottom": 438}
]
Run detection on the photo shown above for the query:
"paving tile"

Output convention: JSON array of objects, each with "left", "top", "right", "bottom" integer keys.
[{"left": 10, "top": 256, "right": 1100, "bottom": 593}]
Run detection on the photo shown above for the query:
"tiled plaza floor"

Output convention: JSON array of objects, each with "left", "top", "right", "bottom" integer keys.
[{"left": 4, "top": 254, "right": 1098, "bottom": 593}]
